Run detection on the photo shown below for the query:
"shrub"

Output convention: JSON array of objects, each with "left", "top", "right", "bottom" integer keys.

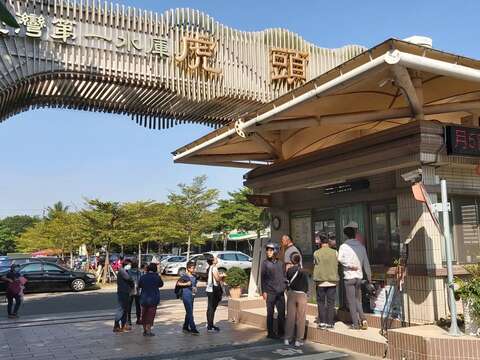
[
  {"left": 225, "top": 267, "right": 248, "bottom": 288},
  {"left": 455, "top": 264, "right": 480, "bottom": 318}
]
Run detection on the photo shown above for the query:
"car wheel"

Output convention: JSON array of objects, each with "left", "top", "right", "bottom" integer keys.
[
  {"left": 71, "top": 278, "right": 86, "bottom": 292},
  {"left": 178, "top": 268, "right": 186, "bottom": 276}
]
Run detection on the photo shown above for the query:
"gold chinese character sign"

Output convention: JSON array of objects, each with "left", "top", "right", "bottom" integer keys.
[
  {"left": 176, "top": 33, "right": 221, "bottom": 75},
  {"left": 270, "top": 48, "right": 309, "bottom": 86}
]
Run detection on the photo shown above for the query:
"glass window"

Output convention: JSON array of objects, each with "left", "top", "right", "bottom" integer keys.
[
  {"left": 21, "top": 263, "right": 42, "bottom": 273},
  {"left": 453, "top": 197, "right": 480, "bottom": 264},
  {"left": 236, "top": 254, "right": 250, "bottom": 261},
  {"left": 44, "top": 264, "right": 63, "bottom": 272},
  {"left": 371, "top": 210, "right": 388, "bottom": 264},
  {"left": 221, "top": 253, "right": 237, "bottom": 261},
  {"left": 369, "top": 204, "right": 398, "bottom": 265}
]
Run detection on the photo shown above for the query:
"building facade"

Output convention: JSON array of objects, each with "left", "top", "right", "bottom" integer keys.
[{"left": 175, "top": 38, "right": 480, "bottom": 324}]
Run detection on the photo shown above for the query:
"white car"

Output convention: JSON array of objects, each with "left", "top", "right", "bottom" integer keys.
[
  {"left": 195, "top": 251, "right": 252, "bottom": 279},
  {"left": 164, "top": 254, "right": 202, "bottom": 276},
  {"left": 158, "top": 255, "right": 186, "bottom": 273}
]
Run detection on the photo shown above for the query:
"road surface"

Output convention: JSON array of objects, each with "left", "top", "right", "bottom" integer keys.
[{"left": 0, "top": 279, "right": 206, "bottom": 317}]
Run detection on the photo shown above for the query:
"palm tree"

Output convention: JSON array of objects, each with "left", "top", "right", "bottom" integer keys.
[{"left": 45, "top": 201, "right": 70, "bottom": 220}]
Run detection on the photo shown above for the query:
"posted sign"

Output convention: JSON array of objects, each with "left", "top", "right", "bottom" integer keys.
[{"left": 446, "top": 125, "right": 480, "bottom": 156}]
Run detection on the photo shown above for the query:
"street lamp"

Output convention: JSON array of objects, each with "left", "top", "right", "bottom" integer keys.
[{"left": 401, "top": 168, "right": 461, "bottom": 336}]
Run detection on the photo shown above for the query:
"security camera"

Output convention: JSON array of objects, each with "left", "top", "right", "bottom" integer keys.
[{"left": 401, "top": 169, "right": 422, "bottom": 183}]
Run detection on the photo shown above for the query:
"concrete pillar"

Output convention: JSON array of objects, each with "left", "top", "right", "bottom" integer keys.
[{"left": 396, "top": 166, "right": 448, "bottom": 324}]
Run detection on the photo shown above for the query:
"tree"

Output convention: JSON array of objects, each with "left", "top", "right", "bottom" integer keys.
[
  {"left": 45, "top": 201, "right": 70, "bottom": 220},
  {"left": 81, "top": 199, "right": 126, "bottom": 283},
  {"left": 167, "top": 176, "right": 218, "bottom": 260},
  {"left": 213, "top": 187, "right": 264, "bottom": 249},
  {"left": 15, "top": 213, "right": 85, "bottom": 266},
  {"left": 117, "top": 201, "right": 161, "bottom": 264},
  {"left": 0, "top": 215, "right": 40, "bottom": 254}
]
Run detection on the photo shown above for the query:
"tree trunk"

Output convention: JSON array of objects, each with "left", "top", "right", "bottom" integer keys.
[
  {"left": 120, "top": 244, "right": 124, "bottom": 256},
  {"left": 70, "top": 250, "right": 73, "bottom": 269},
  {"left": 138, "top": 242, "right": 142, "bottom": 268},
  {"left": 102, "top": 246, "right": 109, "bottom": 284},
  {"left": 223, "top": 233, "right": 227, "bottom": 251},
  {"left": 187, "top": 233, "right": 191, "bottom": 261},
  {"left": 85, "top": 248, "right": 90, "bottom": 272},
  {"left": 146, "top": 242, "right": 149, "bottom": 254}
]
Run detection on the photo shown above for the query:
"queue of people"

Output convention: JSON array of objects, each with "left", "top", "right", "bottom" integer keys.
[
  {"left": 260, "top": 220, "right": 372, "bottom": 347},
  {"left": 112, "top": 253, "right": 226, "bottom": 338}
]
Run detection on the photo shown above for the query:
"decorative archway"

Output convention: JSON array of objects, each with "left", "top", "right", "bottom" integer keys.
[{"left": 0, "top": 1, "right": 365, "bottom": 129}]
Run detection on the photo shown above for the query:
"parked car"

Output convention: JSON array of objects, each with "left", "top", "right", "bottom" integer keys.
[
  {"left": 140, "top": 253, "right": 162, "bottom": 265},
  {"left": 163, "top": 254, "right": 202, "bottom": 276},
  {"left": 0, "top": 261, "right": 97, "bottom": 293},
  {"left": 0, "top": 256, "right": 61, "bottom": 272},
  {"left": 195, "top": 251, "right": 252, "bottom": 279},
  {"left": 158, "top": 256, "right": 186, "bottom": 273}
]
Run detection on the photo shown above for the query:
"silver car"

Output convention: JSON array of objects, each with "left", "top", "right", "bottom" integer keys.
[{"left": 195, "top": 251, "right": 252, "bottom": 279}]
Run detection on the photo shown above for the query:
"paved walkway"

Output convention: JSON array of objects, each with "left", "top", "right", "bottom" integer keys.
[{"left": 0, "top": 298, "right": 379, "bottom": 360}]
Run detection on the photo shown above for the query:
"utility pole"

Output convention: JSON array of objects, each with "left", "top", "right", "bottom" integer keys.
[{"left": 440, "top": 179, "right": 461, "bottom": 336}]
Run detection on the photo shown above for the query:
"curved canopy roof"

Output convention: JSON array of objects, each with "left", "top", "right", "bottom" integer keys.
[{"left": 173, "top": 39, "right": 480, "bottom": 168}]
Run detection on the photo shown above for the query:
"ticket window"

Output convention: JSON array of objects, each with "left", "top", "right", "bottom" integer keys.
[{"left": 369, "top": 204, "right": 399, "bottom": 266}]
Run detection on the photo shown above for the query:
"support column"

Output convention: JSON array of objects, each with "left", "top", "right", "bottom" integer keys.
[{"left": 396, "top": 166, "right": 448, "bottom": 324}]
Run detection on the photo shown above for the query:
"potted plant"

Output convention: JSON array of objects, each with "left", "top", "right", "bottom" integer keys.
[
  {"left": 455, "top": 264, "right": 480, "bottom": 336},
  {"left": 225, "top": 267, "right": 248, "bottom": 299}
]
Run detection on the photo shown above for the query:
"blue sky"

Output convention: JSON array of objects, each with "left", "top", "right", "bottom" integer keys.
[{"left": 1, "top": 0, "right": 480, "bottom": 217}]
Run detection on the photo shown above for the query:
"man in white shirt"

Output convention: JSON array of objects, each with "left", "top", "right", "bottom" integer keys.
[{"left": 338, "top": 221, "right": 372, "bottom": 330}]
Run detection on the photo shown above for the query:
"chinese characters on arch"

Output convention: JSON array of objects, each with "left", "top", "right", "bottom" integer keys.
[
  {"left": 175, "top": 33, "right": 221, "bottom": 75},
  {"left": 270, "top": 47, "right": 309, "bottom": 86},
  {"left": 1, "top": 11, "right": 311, "bottom": 85}
]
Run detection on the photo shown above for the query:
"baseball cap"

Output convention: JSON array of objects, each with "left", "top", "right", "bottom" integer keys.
[
  {"left": 265, "top": 243, "right": 276, "bottom": 250},
  {"left": 344, "top": 221, "right": 359, "bottom": 229}
]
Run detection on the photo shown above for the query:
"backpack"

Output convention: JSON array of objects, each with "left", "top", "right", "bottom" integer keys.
[
  {"left": 174, "top": 281, "right": 183, "bottom": 299},
  {"left": 7, "top": 280, "right": 22, "bottom": 297}
]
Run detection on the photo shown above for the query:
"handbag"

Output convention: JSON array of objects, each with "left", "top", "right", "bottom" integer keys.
[{"left": 286, "top": 269, "right": 299, "bottom": 290}]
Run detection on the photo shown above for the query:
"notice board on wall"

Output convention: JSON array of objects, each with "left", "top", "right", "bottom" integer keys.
[{"left": 290, "top": 212, "right": 313, "bottom": 256}]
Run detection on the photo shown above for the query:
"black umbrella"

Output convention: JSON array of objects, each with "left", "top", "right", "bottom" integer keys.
[{"left": 0, "top": 1, "right": 19, "bottom": 28}]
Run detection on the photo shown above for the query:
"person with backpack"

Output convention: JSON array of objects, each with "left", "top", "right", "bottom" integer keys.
[
  {"left": 338, "top": 222, "right": 372, "bottom": 330},
  {"left": 205, "top": 254, "right": 225, "bottom": 332},
  {"left": 0, "top": 264, "right": 26, "bottom": 318},
  {"left": 313, "top": 234, "right": 339, "bottom": 329},
  {"left": 284, "top": 253, "right": 309, "bottom": 347},
  {"left": 177, "top": 261, "right": 199, "bottom": 335},
  {"left": 127, "top": 259, "right": 142, "bottom": 326},
  {"left": 138, "top": 263, "right": 164, "bottom": 336}
]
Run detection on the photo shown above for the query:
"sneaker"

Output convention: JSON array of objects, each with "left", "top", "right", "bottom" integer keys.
[
  {"left": 284, "top": 339, "right": 290, "bottom": 346},
  {"left": 146, "top": 332, "right": 155, "bottom": 337},
  {"left": 294, "top": 340, "right": 303, "bottom": 347},
  {"left": 318, "top": 323, "right": 327, "bottom": 329},
  {"left": 190, "top": 329, "right": 200, "bottom": 335},
  {"left": 182, "top": 327, "right": 190, "bottom": 334},
  {"left": 113, "top": 326, "right": 123, "bottom": 333},
  {"left": 361, "top": 320, "right": 368, "bottom": 330},
  {"left": 326, "top": 324, "right": 335, "bottom": 329},
  {"left": 207, "top": 326, "right": 220, "bottom": 332},
  {"left": 349, "top": 324, "right": 360, "bottom": 330},
  {"left": 122, "top": 325, "right": 132, "bottom": 332}
]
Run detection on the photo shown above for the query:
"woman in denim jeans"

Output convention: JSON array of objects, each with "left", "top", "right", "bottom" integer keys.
[{"left": 178, "top": 261, "right": 199, "bottom": 335}]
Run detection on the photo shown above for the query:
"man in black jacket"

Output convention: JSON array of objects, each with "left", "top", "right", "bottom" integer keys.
[
  {"left": 261, "top": 243, "right": 286, "bottom": 339},
  {"left": 113, "top": 259, "right": 134, "bottom": 332}
]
